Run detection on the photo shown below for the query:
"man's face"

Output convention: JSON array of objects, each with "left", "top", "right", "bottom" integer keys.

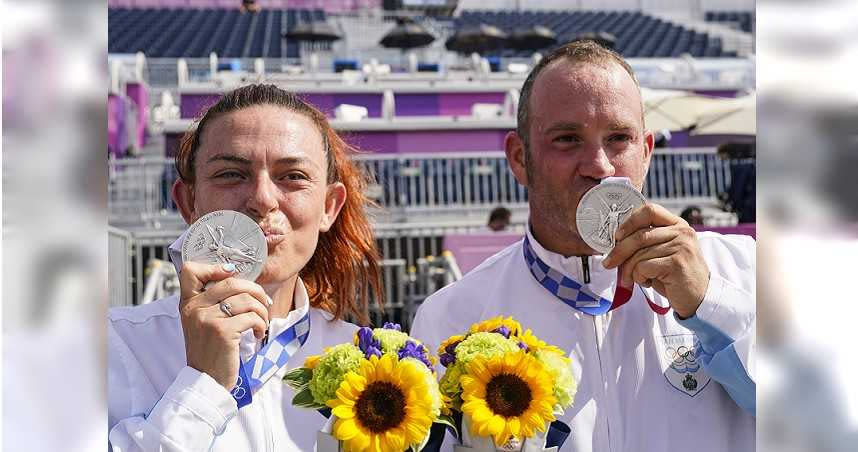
[
  {"left": 512, "top": 60, "right": 654, "bottom": 251},
  {"left": 174, "top": 105, "right": 344, "bottom": 285}
]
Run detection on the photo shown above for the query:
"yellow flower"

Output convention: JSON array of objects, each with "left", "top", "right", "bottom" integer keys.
[
  {"left": 327, "top": 354, "right": 438, "bottom": 452},
  {"left": 438, "top": 334, "right": 467, "bottom": 356},
  {"left": 304, "top": 354, "right": 321, "bottom": 370},
  {"left": 461, "top": 351, "right": 557, "bottom": 446},
  {"left": 469, "top": 316, "right": 522, "bottom": 337},
  {"left": 518, "top": 329, "right": 566, "bottom": 356}
]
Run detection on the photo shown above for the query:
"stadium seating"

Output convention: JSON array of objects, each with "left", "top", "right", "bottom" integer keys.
[
  {"left": 455, "top": 10, "right": 735, "bottom": 58},
  {"left": 704, "top": 11, "right": 754, "bottom": 34},
  {"left": 108, "top": 7, "right": 736, "bottom": 59},
  {"left": 108, "top": 7, "right": 326, "bottom": 58},
  {"left": 107, "top": 0, "right": 378, "bottom": 11}
]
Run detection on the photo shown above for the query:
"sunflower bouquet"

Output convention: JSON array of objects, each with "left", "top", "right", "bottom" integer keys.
[
  {"left": 437, "top": 317, "right": 576, "bottom": 452},
  {"left": 284, "top": 323, "right": 447, "bottom": 452}
]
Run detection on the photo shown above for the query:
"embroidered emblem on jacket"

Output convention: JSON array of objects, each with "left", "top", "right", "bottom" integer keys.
[{"left": 659, "top": 334, "right": 711, "bottom": 397}]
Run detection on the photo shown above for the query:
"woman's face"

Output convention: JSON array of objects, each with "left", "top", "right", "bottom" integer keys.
[{"left": 175, "top": 104, "right": 345, "bottom": 285}]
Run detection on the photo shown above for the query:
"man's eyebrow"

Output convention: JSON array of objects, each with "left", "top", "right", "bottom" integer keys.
[
  {"left": 205, "top": 154, "right": 252, "bottom": 165},
  {"left": 608, "top": 121, "right": 636, "bottom": 131},
  {"left": 544, "top": 122, "right": 583, "bottom": 133},
  {"left": 544, "top": 121, "right": 637, "bottom": 133}
]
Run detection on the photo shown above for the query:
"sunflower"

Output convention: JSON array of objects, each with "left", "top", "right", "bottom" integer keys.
[
  {"left": 328, "top": 354, "right": 438, "bottom": 452},
  {"left": 437, "top": 334, "right": 467, "bottom": 356},
  {"left": 460, "top": 351, "right": 557, "bottom": 446},
  {"left": 518, "top": 329, "right": 565, "bottom": 356},
  {"left": 469, "top": 316, "right": 522, "bottom": 337}
]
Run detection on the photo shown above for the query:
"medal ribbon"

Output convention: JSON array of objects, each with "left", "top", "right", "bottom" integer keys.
[
  {"left": 230, "top": 310, "right": 311, "bottom": 408},
  {"left": 523, "top": 236, "right": 669, "bottom": 316}
]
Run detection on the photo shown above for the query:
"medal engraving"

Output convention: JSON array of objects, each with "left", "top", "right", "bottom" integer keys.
[
  {"left": 576, "top": 179, "right": 646, "bottom": 254},
  {"left": 181, "top": 210, "right": 267, "bottom": 281}
]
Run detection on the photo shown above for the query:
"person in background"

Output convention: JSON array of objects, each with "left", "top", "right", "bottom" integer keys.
[
  {"left": 487, "top": 206, "right": 512, "bottom": 231},
  {"left": 680, "top": 205, "right": 705, "bottom": 226}
]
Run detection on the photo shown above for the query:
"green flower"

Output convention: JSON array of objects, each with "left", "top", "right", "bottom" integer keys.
[
  {"left": 308, "top": 343, "right": 364, "bottom": 405},
  {"left": 453, "top": 332, "right": 519, "bottom": 364},
  {"left": 439, "top": 361, "right": 465, "bottom": 410},
  {"left": 438, "top": 332, "right": 520, "bottom": 410},
  {"left": 534, "top": 349, "right": 578, "bottom": 409},
  {"left": 372, "top": 328, "right": 411, "bottom": 355}
]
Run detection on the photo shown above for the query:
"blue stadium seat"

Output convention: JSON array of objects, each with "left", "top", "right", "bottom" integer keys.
[
  {"left": 108, "top": 7, "right": 326, "bottom": 58},
  {"left": 453, "top": 9, "right": 729, "bottom": 58},
  {"left": 704, "top": 10, "right": 754, "bottom": 34}
]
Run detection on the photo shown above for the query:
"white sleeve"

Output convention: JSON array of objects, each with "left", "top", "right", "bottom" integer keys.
[{"left": 108, "top": 322, "right": 239, "bottom": 451}]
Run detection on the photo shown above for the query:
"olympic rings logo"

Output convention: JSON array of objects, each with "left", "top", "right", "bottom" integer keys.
[
  {"left": 231, "top": 375, "right": 246, "bottom": 399},
  {"left": 665, "top": 345, "right": 698, "bottom": 366}
]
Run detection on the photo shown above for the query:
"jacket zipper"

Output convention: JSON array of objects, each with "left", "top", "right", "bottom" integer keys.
[
  {"left": 581, "top": 256, "right": 591, "bottom": 284},
  {"left": 592, "top": 315, "right": 613, "bottom": 451}
]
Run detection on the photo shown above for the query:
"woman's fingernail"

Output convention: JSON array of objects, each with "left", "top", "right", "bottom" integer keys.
[
  {"left": 222, "top": 263, "right": 236, "bottom": 273},
  {"left": 266, "top": 295, "right": 274, "bottom": 306}
]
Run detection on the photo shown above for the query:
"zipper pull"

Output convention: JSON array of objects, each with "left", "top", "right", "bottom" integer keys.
[
  {"left": 261, "top": 327, "right": 270, "bottom": 347},
  {"left": 581, "top": 256, "right": 591, "bottom": 284}
]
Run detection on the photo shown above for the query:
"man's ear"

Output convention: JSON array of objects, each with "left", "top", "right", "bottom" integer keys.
[
  {"left": 171, "top": 179, "right": 196, "bottom": 225},
  {"left": 505, "top": 131, "right": 529, "bottom": 186},
  {"left": 320, "top": 182, "right": 347, "bottom": 232},
  {"left": 642, "top": 129, "right": 655, "bottom": 169}
]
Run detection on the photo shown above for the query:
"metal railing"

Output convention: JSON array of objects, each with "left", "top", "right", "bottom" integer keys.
[
  {"left": 109, "top": 148, "right": 733, "bottom": 227},
  {"left": 111, "top": 54, "right": 754, "bottom": 90},
  {"left": 109, "top": 226, "right": 135, "bottom": 308}
]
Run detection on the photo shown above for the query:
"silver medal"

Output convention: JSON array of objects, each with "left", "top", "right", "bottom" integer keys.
[
  {"left": 181, "top": 210, "right": 267, "bottom": 281},
  {"left": 576, "top": 178, "right": 647, "bottom": 254}
]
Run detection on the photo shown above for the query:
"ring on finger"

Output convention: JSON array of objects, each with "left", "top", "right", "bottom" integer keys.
[{"left": 219, "top": 301, "right": 234, "bottom": 317}]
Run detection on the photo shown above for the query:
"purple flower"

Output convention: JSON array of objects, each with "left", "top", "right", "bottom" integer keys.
[
  {"left": 397, "top": 341, "right": 433, "bottom": 369},
  {"left": 383, "top": 322, "right": 402, "bottom": 331},
  {"left": 518, "top": 341, "right": 529, "bottom": 352},
  {"left": 493, "top": 326, "right": 511, "bottom": 338},
  {"left": 439, "top": 353, "right": 456, "bottom": 367},
  {"left": 365, "top": 346, "right": 383, "bottom": 359},
  {"left": 357, "top": 327, "right": 381, "bottom": 355},
  {"left": 444, "top": 341, "right": 460, "bottom": 355}
]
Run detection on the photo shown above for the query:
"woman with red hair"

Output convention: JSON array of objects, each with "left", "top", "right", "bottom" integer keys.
[{"left": 108, "top": 84, "right": 382, "bottom": 451}]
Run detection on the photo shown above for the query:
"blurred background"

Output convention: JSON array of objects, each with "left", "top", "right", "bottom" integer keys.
[{"left": 0, "top": 0, "right": 854, "bottom": 450}]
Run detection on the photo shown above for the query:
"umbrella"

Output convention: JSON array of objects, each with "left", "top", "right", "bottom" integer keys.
[
  {"left": 508, "top": 25, "right": 557, "bottom": 51},
  {"left": 641, "top": 88, "right": 727, "bottom": 131},
  {"left": 689, "top": 93, "right": 756, "bottom": 136},
  {"left": 572, "top": 31, "right": 617, "bottom": 49},
  {"left": 445, "top": 23, "right": 508, "bottom": 54},
  {"left": 380, "top": 18, "right": 435, "bottom": 50},
  {"left": 283, "top": 21, "right": 341, "bottom": 42}
]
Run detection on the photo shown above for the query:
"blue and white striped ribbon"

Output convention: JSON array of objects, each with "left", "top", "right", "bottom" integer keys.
[
  {"left": 230, "top": 311, "right": 311, "bottom": 408},
  {"left": 523, "top": 236, "right": 614, "bottom": 316}
]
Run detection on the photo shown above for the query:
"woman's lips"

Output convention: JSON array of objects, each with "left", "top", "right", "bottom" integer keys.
[
  {"left": 260, "top": 227, "right": 286, "bottom": 247},
  {"left": 263, "top": 232, "right": 285, "bottom": 247}
]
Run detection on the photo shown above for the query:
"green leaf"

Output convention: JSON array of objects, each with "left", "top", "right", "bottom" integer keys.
[
  {"left": 435, "top": 414, "right": 459, "bottom": 439},
  {"left": 283, "top": 367, "right": 313, "bottom": 390},
  {"left": 291, "top": 387, "right": 326, "bottom": 409}
]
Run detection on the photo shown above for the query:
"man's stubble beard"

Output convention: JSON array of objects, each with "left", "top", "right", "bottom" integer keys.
[{"left": 524, "top": 150, "right": 583, "bottom": 244}]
